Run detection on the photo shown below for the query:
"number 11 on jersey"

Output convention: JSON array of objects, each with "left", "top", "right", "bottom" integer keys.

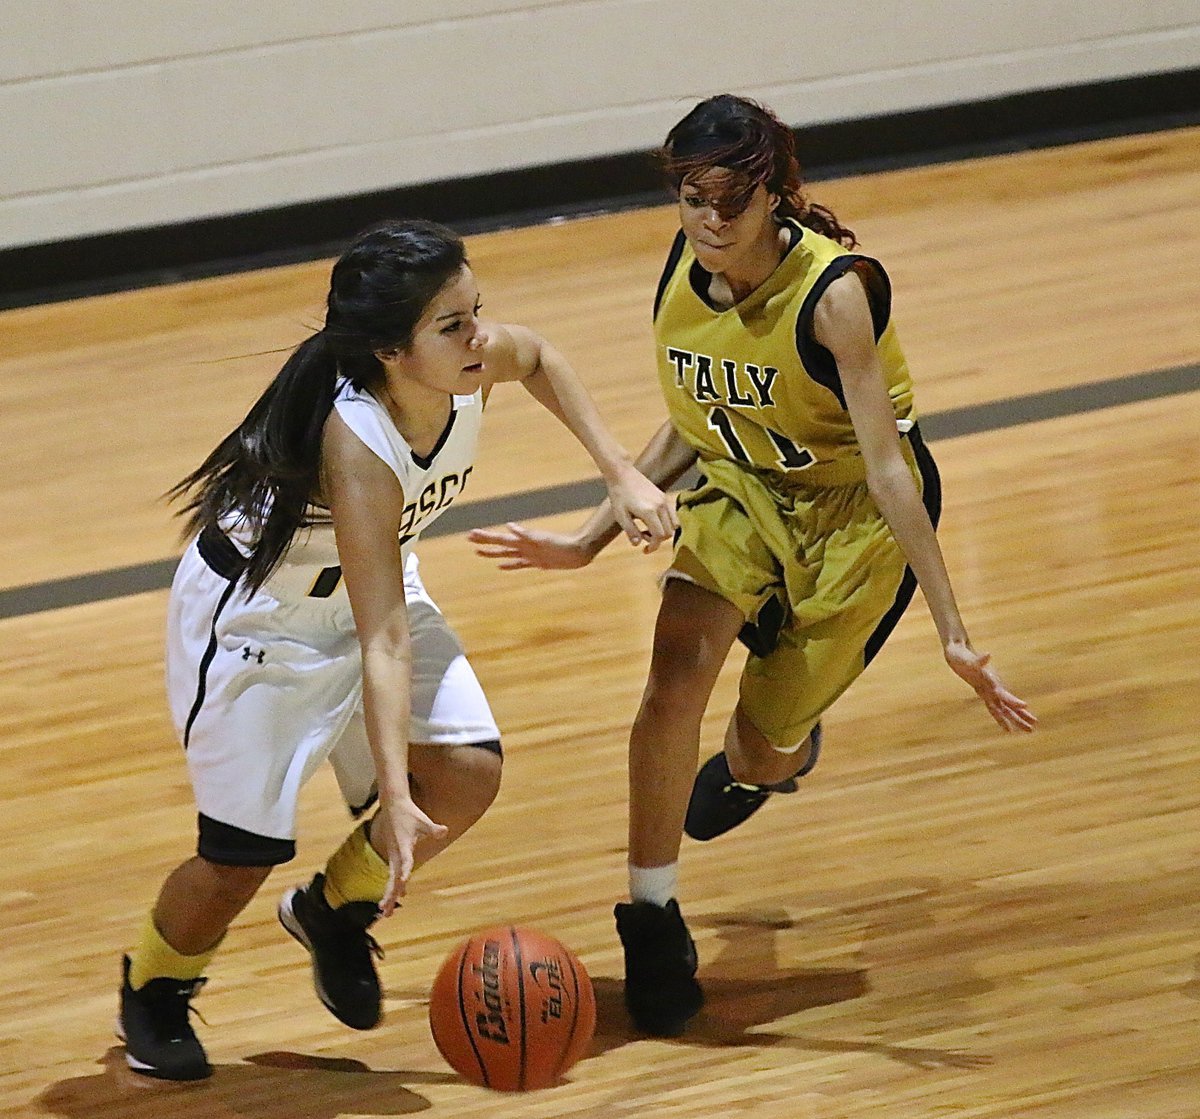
[{"left": 707, "top": 406, "right": 815, "bottom": 471}]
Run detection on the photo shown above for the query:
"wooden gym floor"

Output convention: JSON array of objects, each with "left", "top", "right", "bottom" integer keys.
[{"left": 1, "top": 125, "right": 1198, "bottom": 1118}]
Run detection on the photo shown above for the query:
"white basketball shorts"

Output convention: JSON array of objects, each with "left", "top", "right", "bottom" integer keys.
[{"left": 165, "top": 534, "right": 500, "bottom": 865}]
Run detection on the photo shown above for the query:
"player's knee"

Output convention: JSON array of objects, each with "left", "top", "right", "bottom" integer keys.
[
  {"left": 728, "top": 709, "right": 821, "bottom": 782},
  {"left": 636, "top": 684, "right": 695, "bottom": 737},
  {"left": 470, "top": 740, "right": 503, "bottom": 805},
  {"left": 639, "top": 657, "right": 708, "bottom": 725},
  {"left": 197, "top": 857, "right": 273, "bottom": 904},
  {"left": 449, "top": 739, "right": 503, "bottom": 823}
]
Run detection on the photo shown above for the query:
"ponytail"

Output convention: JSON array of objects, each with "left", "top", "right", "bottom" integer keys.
[
  {"left": 779, "top": 195, "right": 857, "bottom": 249},
  {"left": 171, "top": 217, "right": 468, "bottom": 593},
  {"left": 169, "top": 331, "right": 339, "bottom": 592}
]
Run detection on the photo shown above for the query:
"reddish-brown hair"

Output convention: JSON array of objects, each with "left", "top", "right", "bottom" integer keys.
[{"left": 659, "top": 94, "right": 856, "bottom": 248}]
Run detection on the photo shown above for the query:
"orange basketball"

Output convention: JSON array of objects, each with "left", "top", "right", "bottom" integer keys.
[{"left": 429, "top": 925, "right": 596, "bottom": 1092}]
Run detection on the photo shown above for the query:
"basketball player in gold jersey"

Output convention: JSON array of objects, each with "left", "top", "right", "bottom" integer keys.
[{"left": 470, "top": 94, "right": 1037, "bottom": 1037}]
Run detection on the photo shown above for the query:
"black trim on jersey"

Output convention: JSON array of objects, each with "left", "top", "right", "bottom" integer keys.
[
  {"left": 795, "top": 255, "right": 892, "bottom": 409},
  {"left": 653, "top": 231, "right": 688, "bottom": 320},
  {"left": 410, "top": 406, "right": 458, "bottom": 469},
  {"left": 739, "top": 593, "right": 787, "bottom": 658},
  {"left": 864, "top": 423, "right": 942, "bottom": 666},
  {"left": 198, "top": 524, "right": 347, "bottom": 600},
  {"left": 309, "top": 566, "right": 343, "bottom": 598},
  {"left": 197, "top": 523, "right": 247, "bottom": 580},
  {"left": 198, "top": 813, "right": 296, "bottom": 866},
  {"left": 183, "top": 576, "right": 240, "bottom": 749}
]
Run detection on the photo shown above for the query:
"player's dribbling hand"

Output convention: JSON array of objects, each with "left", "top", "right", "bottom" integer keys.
[
  {"left": 375, "top": 798, "right": 448, "bottom": 917},
  {"left": 944, "top": 639, "right": 1038, "bottom": 733},
  {"left": 469, "top": 523, "right": 593, "bottom": 570}
]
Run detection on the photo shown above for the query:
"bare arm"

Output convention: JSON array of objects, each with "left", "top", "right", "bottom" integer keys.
[
  {"left": 815, "top": 276, "right": 966, "bottom": 645},
  {"left": 322, "top": 412, "right": 448, "bottom": 913},
  {"left": 815, "top": 273, "right": 1036, "bottom": 731},
  {"left": 471, "top": 324, "right": 680, "bottom": 561},
  {"left": 469, "top": 417, "right": 696, "bottom": 570}
]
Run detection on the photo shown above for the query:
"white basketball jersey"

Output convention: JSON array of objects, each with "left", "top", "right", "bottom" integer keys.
[
  {"left": 331, "top": 378, "right": 482, "bottom": 559},
  {"left": 170, "top": 380, "right": 495, "bottom": 843},
  {"left": 231, "top": 380, "right": 482, "bottom": 600}
]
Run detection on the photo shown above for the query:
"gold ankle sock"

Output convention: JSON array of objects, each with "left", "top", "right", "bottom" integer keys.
[
  {"left": 127, "top": 911, "right": 219, "bottom": 990},
  {"left": 322, "top": 819, "right": 389, "bottom": 909}
]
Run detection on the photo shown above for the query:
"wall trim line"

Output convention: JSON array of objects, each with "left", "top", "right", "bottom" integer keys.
[{"left": 2, "top": 67, "right": 1197, "bottom": 310}]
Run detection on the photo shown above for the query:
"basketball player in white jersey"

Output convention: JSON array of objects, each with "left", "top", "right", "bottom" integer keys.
[{"left": 117, "top": 219, "right": 677, "bottom": 1080}]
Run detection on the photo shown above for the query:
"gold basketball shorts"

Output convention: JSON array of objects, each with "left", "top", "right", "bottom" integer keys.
[{"left": 668, "top": 428, "right": 939, "bottom": 747}]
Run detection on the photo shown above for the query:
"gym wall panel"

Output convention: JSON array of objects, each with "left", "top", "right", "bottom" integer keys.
[{"left": 2, "top": 0, "right": 1197, "bottom": 250}]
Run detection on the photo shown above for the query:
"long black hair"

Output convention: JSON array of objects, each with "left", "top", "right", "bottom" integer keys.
[
  {"left": 659, "top": 94, "right": 857, "bottom": 247},
  {"left": 169, "top": 218, "right": 468, "bottom": 591}
]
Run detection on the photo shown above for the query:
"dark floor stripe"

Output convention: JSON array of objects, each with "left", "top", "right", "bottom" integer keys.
[
  {"left": 2, "top": 362, "right": 1196, "bottom": 622},
  {"left": 1, "top": 558, "right": 180, "bottom": 620},
  {"left": 917, "top": 364, "right": 1200, "bottom": 441}
]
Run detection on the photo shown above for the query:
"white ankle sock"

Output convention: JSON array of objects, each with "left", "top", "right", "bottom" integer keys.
[{"left": 628, "top": 862, "right": 678, "bottom": 907}]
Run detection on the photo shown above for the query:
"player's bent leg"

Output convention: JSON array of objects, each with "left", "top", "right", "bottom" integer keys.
[
  {"left": 154, "top": 855, "right": 274, "bottom": 954},
  {"left": 280, "top": 739, "right": 502, "bottom": 1031},
  {"left": 685, "top": 707, "right": 822, "bottom": 842},
  {"left": 726, "top": 703, "right": 820, "bottom": 786},
  {"left": 120, "top": 855, "right": 274, "bottom": 1080}
]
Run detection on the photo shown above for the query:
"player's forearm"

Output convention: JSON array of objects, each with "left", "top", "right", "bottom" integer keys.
[
  {"left": 866, "top": 462, "right": 968, "bottom": 647},
  {"left": 520, "top": 345, "right": 637, "bottom": 483},
  {"left": 361, "top": 645, "right": 414, "bottom": 801},
  {"left": 634, "top": 419, "right": 699, "bottom": 489}
]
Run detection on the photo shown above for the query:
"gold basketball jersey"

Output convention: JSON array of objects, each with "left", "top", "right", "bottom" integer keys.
[{"left": 653, "top": 219, "right": 915, "bottom": 479}]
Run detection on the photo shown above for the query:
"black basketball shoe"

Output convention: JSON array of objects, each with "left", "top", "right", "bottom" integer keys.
[
  {"left": 614, "top": 899, "right": 704, "bottom": 1037},
  {"left": 684, "top": 722, "right": 822, "bottom": 841},
  {"left": 278, "top": 873, "right": 383, "bottom": 1030},
  {"left": 117, "top": 954, "right": 212, "bottom": 1081}
]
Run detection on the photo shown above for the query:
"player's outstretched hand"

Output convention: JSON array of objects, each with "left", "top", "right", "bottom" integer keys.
[
  {"left": 944, "top": 640, "right": 1038, "bottom": 733},
  {"left": 605, "top": 466, "right": 678, "bottom": 552},
  {"left": 375, "top": 798, "right": 448, "bottom": 917},
  {"left": 468, "top": 523, "right": 592, "bottom": 571}
]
